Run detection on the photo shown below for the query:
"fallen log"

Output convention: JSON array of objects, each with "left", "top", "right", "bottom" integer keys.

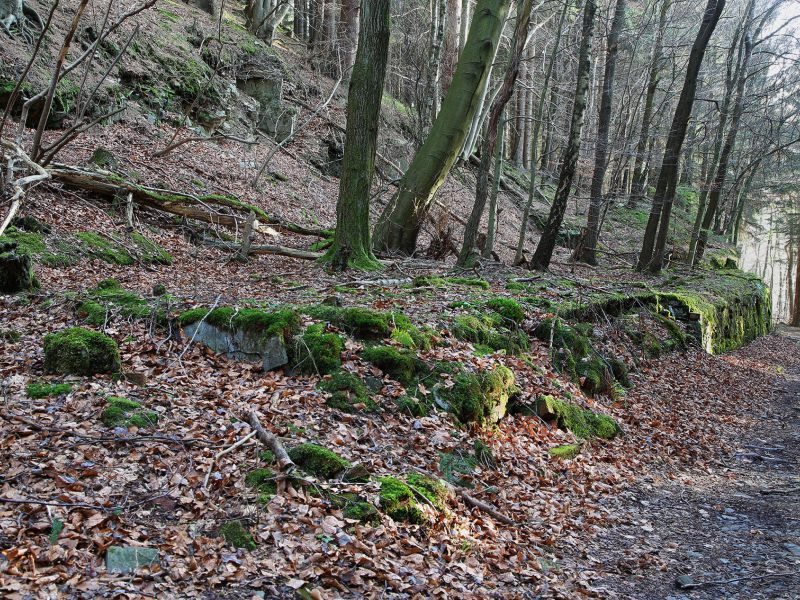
[
  {"left": 46, "top": 165, "right": 330, "bottom": 238},
  {"left": 202, "top": 239, "right": 323, "bottom": 260}
]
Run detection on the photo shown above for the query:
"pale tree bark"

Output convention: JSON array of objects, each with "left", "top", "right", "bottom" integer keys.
[
  {"left": 458, "top": 0, "right": 535, "bottom": 267},
  {"left": 529, "top": 0, "right": 597, "bottom": 271},
  {"left": 483, "top": 112, "right": 505, "bottom": 259},
  {"left": 629, "top": 0, "right": 670, "bottom": 208},
  {"left": 323, "top": 0, "right": 391, "bottom": 271},
  {"left": 372, "top": 0, "right": 512, "bottom": 256},
  {"left": 637, "top": 0, "right": 726, "bottom": 273},
  {"left": 576, "top": 0, "right": 626, "bottom": 265},
  {"left": 442, "top": 0, "right": 462, "bottom": 92},
  {"left": 338, "top": 0, "right": 359, "bottom": 76},
  {"left": 514, "top": 0, "right": 568, "bottom": 265}
]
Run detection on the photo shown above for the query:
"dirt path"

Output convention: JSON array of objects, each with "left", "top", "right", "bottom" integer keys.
[{"left": 583, "top": 329, "right": 800, "bottom": 599}]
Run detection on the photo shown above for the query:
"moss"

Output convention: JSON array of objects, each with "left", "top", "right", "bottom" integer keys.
[
  {"left": 360, "top": 345, "right": 425, "bottom": 386},
  {"left": 343, "top": 500, "right": 380, "bottom": 524},
  {"left": 608, "top": 358, "right": 631, "bottom": 388},
  {"left": 75, "top": 232, "right": 134, "bottom": 265},
  {"left": 288, "top": 443, "right": 351, "bottom": 479},
  {"left": 179, "top": 307, "right": 300, "bottom": 342},
  {"left": 549, "top": 444, "right": 580, "bottom": 459},
  {"left": 536, "top": 395, "right": 620, "bottom": 440},
  {"left": 131, "top": 232, "right": 173, "bottom": 265},
  {"left": 0, "top": 227, "right": 46, "bottom": 255},
  {"left": 394, "top": 394, "right": 429, "bottom": 417},
  {"left": 486, "top": 298, "right": 525, "bottom": 324},
  {"left": 438, "top": 365, "right": 516, "bottom": 426},
  {"left": 291, "top": 323, "right": 343, "bottom": 375},
  {"left": 577, "top": 356, "right": 614, "bottom": 396},
  {"left": 219, "top": 520, "right": 256, "bottom": 550},
  {"left": 1, "top": 329, "right": 21, "bottom": 343},
  {"left": 452, "top": 314, "right": 528, "bottom": 355},
  {"left": 439, "top": 451, "right": 477, "bottom": 488},
  {"left": 78, "top": 280, "right": 158, "bottom": 326},
  {"left": 244, "top": 468, "right": 277, "bottom": 498},
  {"left": 406, "top": 473, "right": 449, "bottom": 510},
  {"left": 26, "top": 382, "right": 72, "bottom": 398},
  {"left": 101, "top": 396, "right": 158, "bottom": 428},
  {"left": 306, "top": 305, "right": 412, "bottom": 339},
  {"left": 534, "top": 318, "right": 591, "bottom": 358},
  {"left": 319, "top": 370, "right": 378, "bottom": 412},
  {"left": 156, "top": 7, "right": 180, "bottom": 21},
  {"left": 412, "top": 275, "right": 447, "bottom": 287},
  {"left": 43, "top": 327, "right": 121, "bottom": 375},
  {"left": 378, "top": 476, "right": 425, "bottom": 524},
  {"left": 445, "top": 277, "right": 490, "bottom": 290}
]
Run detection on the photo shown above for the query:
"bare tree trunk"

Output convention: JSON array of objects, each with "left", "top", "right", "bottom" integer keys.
[
  {"left": 483, "top": 112, "right": 505, "bottom": 259},
  {"left": 457, "top": 0, "right": 535, "bottom": 267},
  {"left": 637, "top": 0, "right": 726, "bottom": 273},
  {"left": 529, "top": 0, "right": 597, "bottom": 271},
  {"left": 338, "top": 0, "right": 359, "bottom": 75},
  {"left": 576, "top": 0, "right": 626, "bottom": 265},
  {"left": 442, "top": 0, "right": 462, "bottom": 92},
  {"left": 322, "top": 0, "right": 390, "bottom": 270}
]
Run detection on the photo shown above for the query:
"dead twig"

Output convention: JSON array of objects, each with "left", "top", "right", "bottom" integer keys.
[
  {"left": 246, "top": 410, "right": 295, "bottom": 472},
  {"left": 202, "top": 430, "right": 257, "bottom": 489}
]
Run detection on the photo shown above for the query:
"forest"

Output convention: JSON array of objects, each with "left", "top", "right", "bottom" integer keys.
[{"left": 1, "top": 0, "right": 799, "bottom": 597}]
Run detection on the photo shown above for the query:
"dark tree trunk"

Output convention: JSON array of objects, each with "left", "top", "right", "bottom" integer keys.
[
  {"left": 529, "top": 0, "right": 597, "bottom": 271},
  {"left": 637, "top": 0, "right": 726, "bottom": 273},
  {"left": 577, "top": 0, "right": 626, "bottom": 265},
  {"left": 322, "top": 0, "right": 391, "bottom": 271}
]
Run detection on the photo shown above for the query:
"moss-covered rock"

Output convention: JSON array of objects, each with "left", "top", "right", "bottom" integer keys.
[
  {"left": 576, "top": 356, "right": 615, "bottom": 396},
  {"left": 549, "top": 444, "right": 581, "bottom": 459},
  {"left": 26, "top": 382, "right": 72, "bottom": 398},
  {"left": 360, "top": 345, "right": 426, "bottom": 386},
  {"left": 304, "top": 305, "right": 426, "bottom": 346},
  {"left": 437, "top": 365, "right": 516, "bottom": 426},
  {"left": 318, "top": 370, "right": 378, "bottom": 412},
  {"left": 101, "top": 396, "right": 159, "bottom": 428},
  {"left": 43, "top": 327, "right": 121, "bottom": 375},
  {"left": 288, "top": 443, "right": 351, "bottom": 479},
  {"left": 0, "top": 241, "right": 38, "bottom": 293},
  {"left": 536, "top": 395, "right": 620, "bottom": 439},
  {"left": 452, "top": 314, "right": 528, "bottom": 355},
  {"left": 378, "top": 476, "right": 425, "bottom": 524},
  {"left": 219, "top": 520, "right": 256, "bottom": 550},
  {"left": 290, "top": 323, "right": 343, "bottom": 375}
]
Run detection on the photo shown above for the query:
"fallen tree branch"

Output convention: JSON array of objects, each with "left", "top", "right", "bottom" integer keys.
[
  {"left": 0, "top": 139, "right": 50, "bottom": 235},
  {"left": 202, "top": 430, "right": 257, "bottom": 489},
  {"left": 46, "top": 165, "right": 328, "bottom": 237},
  {"left": 247, "top": 410, "right": 294, "bottom": 471},
  {"left": 678, "top": 570, "right": 800, "bottom": 590},
  {"left": 202, "top": 239, "right": 323, "bottom": 260}
]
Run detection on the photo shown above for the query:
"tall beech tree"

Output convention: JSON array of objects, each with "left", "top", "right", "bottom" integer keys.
[
  {"left": 373, "top": 0, "right": 512, "bottom": 256},
  {"left": 322, "top": 0, "right": 390, "bottom": 270},
  {"left": 637, "top": 0, "right": 727, "bottom": 273},
  {"left": 458, "top": 0, "right": 536, "bottom": 267},
  {"left": 528, "top": 0, "right": 597, "bottom": 271}
]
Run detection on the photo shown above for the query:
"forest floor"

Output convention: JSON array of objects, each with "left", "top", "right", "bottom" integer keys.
[{"left": 580, "top": 328, "right": 800, "bottom": 599}]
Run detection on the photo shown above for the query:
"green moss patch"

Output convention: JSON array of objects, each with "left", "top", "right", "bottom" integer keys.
[
  {"left": 219, "top": 520, "right": 256, "bottom": 550},
  {"left": 75, "top": 232, "right": 134, "bottom": 265},
  {"left": 446, "top": 277, "right": 490, "bottom": 289},
  {"left": 549, "top": 444, "right": 581, "bottom": 459},
  {"left": 304, "top": 306, "right": 426, "bottom": 347},
  {"left": 406, "top": 473, "right": 450, "bottom": 510},
  {"left": 536, "top": 395, "right": 620, "bottom": 440},
  {"left": 77, "top": 279, "right": 159, "bottom": 326},
  {"left": 43, "top": 327, "right": 121, "bottom": 375},
  {"left": 319, "top": 370, "right": 378, "bottom": 412},
  {"left": 437, "top": 365, "right": 516, "bottom": 426},
  {"left": 394, "top": 394, "right": 429, "bottom": 417},
  {"left": 101, "top": 396, "right": 159, "bottom": 428},
  {"left": 534, "top": 318, "right": 591, "bottom": 357},
  {"left": 360, "top": 345, "right": 426, "bottom": 386},
  {"left": 288, "top": 443, "right": 351, "bottom": 479},
  {"left": 452, "top": 314, "right": 528, "bottom": 355},
  {"left": 244, "top": 468, "right": 277, "bottom": 501},
  {"left": 179, "top": 306, "right": 300, "bottom": 341},
  {"left": 290, "top": 323, "right": 343, "bottom": 375},
  {"left": 26, "top": 382, "right": 72, "bottom": 398},
  {"left": 485, "top": 298, "right": 525, "bottom": 324},
  {"left": 378, "top": 476, "right": 425, "bottom": 524},
  {"left": 131, "top": 232, "right": 173, "bottom": 265}
]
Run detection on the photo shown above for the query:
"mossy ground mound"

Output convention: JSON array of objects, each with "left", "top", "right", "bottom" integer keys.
[
  {"left": 43, "top": 327, "right": 121, "bottom": 375},
  {"left": 244, "top": 468, "right": 277, "bottom": 501},
  {"left": 26, "top": 382, "right": 72, "bottom": 398},
  {"left": 549, "top": 444, "right": 581, "bottom": 459},
  {"left": 78, "top": 279, "right": 163, "bottom": 326},
  {"left": 378, "top": 476, "right": 425, "bottom": 524},
  {"left": 436, "top": 365, "right": 516, "bottom": 426},
  {"left": 288, "top": 443, "right": 351, "bottom": 479},
  {"left": 319, "top": 370, "right": 378, "bottom": 412},
  {"left": 536, "top": 395, "right": 620, "bottom": 440},
  {"left": 219, "top": 520, "right": 256, "bottom": 550},
  {"left": 290, "top": 323, "right": 343, "bottom": 375},
  {"left": 360, "top": 345, "right": 427, "bottom": 386},
  {"left": 101, "top": 396, "right": 159, "bottom": 428},
  {"left": 305, "top": 305, "right": 428, "bottom": 347},
  {"left": 452, "top": 314, "right": 528, "bottom": 355}
]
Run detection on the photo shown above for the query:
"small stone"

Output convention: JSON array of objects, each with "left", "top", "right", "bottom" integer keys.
[
  {"left": 784, "top": 542, "right": 800, "bottom": 557},
  {"left": 105, "top": 545, "right": 160, "bottom": 573},
  {"left": 363, "top": 376, "right": 383, "bottom": 393},
  {"left": 413, "top": 420, "right": 423, "bottom": 430},
  {"left": 675, "top": 575, "right": 695, "bottom": 590}
]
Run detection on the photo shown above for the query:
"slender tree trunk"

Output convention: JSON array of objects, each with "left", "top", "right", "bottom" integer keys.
[
  {"left": 529, "top": 0, "right": 597, "bottom": 271},
  {"left": 460, "top": 0, "right": 471, "bottom": 54},
  {"left": 514, "top": 0, "right": 568, "bottom": 264},
  {"left": 576, "top": 0, "right": 626, "bottom": 265},
  {"left": 483, "top": 113, "right": 505, "bottom": 259},
  {"left": 373, "top": 0, "right": 512, "bottom": 256},
  {"left": 322, "top": 0, "right": 390, "bottom": 271},
  {"left": 442, "top": 0, "right": 462, "bottom": 92},
  {"left": 338, "top": 0, "right": 359, "bottom": 76},
  {"left": 692, "top": 31, "right": 754, "bottom": 265},
  {"left": 629, "top": 0, "right": 669, "bottom": 208},
  {"left": 458, "top": 0, "right": 535, "bottom": 266},
  {"left": 636, "top": 0, "right": 726, "bottom": 273}
]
